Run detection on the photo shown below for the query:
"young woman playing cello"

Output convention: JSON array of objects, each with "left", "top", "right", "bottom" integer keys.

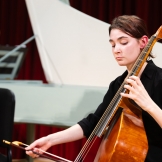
[{"left": 26, "top": 15, "right": 162, "bottom": 162}]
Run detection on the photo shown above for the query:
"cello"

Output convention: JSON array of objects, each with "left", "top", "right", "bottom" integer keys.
[{"left": 74, "top": 26, "right": 162, "bottom": 162}]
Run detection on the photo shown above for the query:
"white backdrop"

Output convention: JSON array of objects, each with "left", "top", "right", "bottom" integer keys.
[{"left": 25, "top": 0, "right": 162, "bottom": 87}]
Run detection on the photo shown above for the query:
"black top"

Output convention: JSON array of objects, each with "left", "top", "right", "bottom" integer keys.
[{"left": 78, "top": 60, "right": 162, "bottom": 162}]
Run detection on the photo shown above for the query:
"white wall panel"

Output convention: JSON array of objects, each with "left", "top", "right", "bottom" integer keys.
[{"left": 25, "top": 0, "right": 162, "bottom": 87}]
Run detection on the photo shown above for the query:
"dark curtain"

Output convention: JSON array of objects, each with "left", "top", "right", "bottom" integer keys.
[
  {"left": 0, "top": 0, "right": 162, "bottom": 160},
  {"left": 0, "top": 0, "right": 47, "bottom": 81},
  {"left": 70, "top": 0, "right": 162, "bottom": 38}
]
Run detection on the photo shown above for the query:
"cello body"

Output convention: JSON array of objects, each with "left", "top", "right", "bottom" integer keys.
[{"left": 94, "top": 98, "right": 148, "bottom": 162}]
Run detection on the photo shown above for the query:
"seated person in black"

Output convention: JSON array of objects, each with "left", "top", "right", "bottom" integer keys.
[{"left": 26, "top": 15, "right": 162, "bottom": 162}]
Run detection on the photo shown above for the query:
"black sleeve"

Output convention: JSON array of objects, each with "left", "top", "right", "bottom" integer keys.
[{"left": 78, "top": 80, "right": 119, "bottom": 138}]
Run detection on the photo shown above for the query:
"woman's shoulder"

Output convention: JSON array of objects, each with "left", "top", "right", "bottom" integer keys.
[
  {"left": 147, "top": 60, "right": 162, "bottom": 86},
  {"left": 146, "top": 60, "right": 162, "bottom": 77},
  {"left": 152, "top": 61, "right": 162, "bottom": 78}
]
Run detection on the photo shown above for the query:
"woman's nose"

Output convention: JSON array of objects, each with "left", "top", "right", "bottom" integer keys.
[{"left": 113, "top": 45, "right": 121, "bottom": 53}]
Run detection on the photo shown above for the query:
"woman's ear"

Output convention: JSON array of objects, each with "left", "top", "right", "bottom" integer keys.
[{"left": 139, "top": 35, "right": 148, "bottom": 49}]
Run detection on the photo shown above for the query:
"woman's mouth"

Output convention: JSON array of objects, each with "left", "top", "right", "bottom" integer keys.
[{"left": 116, "top": 57, "right": 123, "bottom": 61}]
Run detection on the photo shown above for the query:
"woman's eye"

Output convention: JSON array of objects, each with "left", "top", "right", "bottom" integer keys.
[
  {"left": 111, "top": 44, "right": 115, "bottom": 48},
  {"left": 121, "top": 42, "right": 128, "bottom": 45}
]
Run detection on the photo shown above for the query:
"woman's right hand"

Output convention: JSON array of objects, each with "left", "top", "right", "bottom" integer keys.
[
  {"left": 25, "top": 124, "right": 84, "bottom": 158},
  {"left": 25, "top": 136, "right": 51, "bottom": 158}
]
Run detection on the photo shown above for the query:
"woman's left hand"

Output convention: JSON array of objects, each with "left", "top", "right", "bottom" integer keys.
[{"left": 120, "top": 75, "right": 152, "bottom": 112}]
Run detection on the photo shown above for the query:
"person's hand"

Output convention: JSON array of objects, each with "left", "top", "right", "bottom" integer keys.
[
  {"left": 120, "top": 75, "right": 153, "bottom": 112},
  {"left": 25, "top": 136, "right": 51, "bottom": 158}
]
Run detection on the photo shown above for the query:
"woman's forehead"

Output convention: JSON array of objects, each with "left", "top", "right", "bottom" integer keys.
[{"left": 109, "top": 29, "right": 130, "bottom": 40}]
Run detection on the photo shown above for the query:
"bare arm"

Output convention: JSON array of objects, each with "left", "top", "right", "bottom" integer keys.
[
  {"left": 48, "top": 124, "right": 84, "bottom": 145},
  {"left": 26, "top": 124, "right": 84, "bottom": 158}
]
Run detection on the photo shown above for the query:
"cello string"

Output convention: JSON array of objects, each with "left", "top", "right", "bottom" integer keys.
[
  {"left": 74, "top": 135, "right": 99, "bottom": 162},
  {"left": 75, "top": 83, "right": 128, "bottom": 161},
  {"left": 74, "top": 36, "right": 155, "bottom": 161},
  {"left": 74, "top": 90, "right": 124, "bottom": 161},
  {"left": 93, "top": 35, "right": 155, "bottom": 135},
  {"left": 91, "top": 37, "right": 154, "bottom": 135}
]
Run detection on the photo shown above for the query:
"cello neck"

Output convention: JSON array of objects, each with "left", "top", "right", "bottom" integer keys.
[{"left": 129, "top": 25, "right": 162, "bottom": 77}]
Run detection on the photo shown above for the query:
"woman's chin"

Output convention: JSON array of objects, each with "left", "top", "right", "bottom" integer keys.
[{"left": 117, "top": 62, "right": 125, "bottom": 66}]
